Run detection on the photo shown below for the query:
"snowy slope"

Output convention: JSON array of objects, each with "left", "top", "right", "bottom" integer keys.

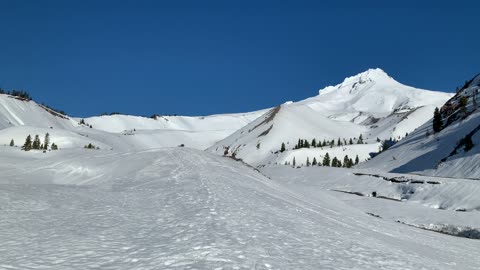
[
  {"left": 0, "top": 94, "right": 76, "bottom": 129},
  {"left": 263, "top": 165, "right": 480, "bottom": 239},
  {"left": 361, "top": 73, "right": 480, "bottom": 179},
  {"left": 1, "top": 147, "right": 480, "bottom": 269},
  {"left": 209, "top": 69, "right": 452, "bottom": 166},
  {"left": 0, "top": 93, "right": 265, "bottom": 150},
  {"left": 84, "top": 111, "right": 264, "bottom": 133}
]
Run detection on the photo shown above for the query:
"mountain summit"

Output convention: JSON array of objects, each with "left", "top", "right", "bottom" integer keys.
[{"left": 209, "top": 69, "right": 453, "bottom": 165}]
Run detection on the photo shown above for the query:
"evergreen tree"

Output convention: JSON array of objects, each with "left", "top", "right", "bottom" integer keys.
[
  {"left": 311, "top": 138, "right": 316, "bottom": 148},
  {"left": 292, "top": 157, "right": 296, "bottom": 167},
  {"left": 349, "top": 138, "right": 353, "bottom": 145},
  {"left": 433, "top": 107, "right": 443, "bottom": 133},
  {"left": 299, "top": 139, "right": 304, "bottom": 148},
  {"left": 349, "top": 158, "right": 354, "bottom": 168},
  {"left": 32, "top": 135, "right": 41, "bottom": 150},
  {"left": 343, "top": 155, "right": 350, "bottom": 168},
  {"left": 331, "top": 157, "right": 338, "bottom": 167},
  {"left": 322, "top": 153, "right": 331, "bottom": 166},
  {"left": 355, "top": 155, "right": 359, "bottom": 165},
  {"left": 280, "top": 142, "right": 286, "bottom": 152},
  {"left": 459, "top": 96, "right": 468, "bottom": 115},
  {"left": 358, "top": 134, "right": 364, "bottom": 144},
  {"left": 322, "top": 140, "right": 326, "bottom": 147},
  {"left": 304, "top": 139, "right": 310, "bottom": 148},
  {"left": 22, "top": 135, "right": 32, "bottom": 151},
  {"left": 51, "top": 143, "right": 58, "bottom": 150},
  {"left": 381, "top": 140, "right": 391, "bottom": 152},
  {"left": 9, "top": 139, "right": 14, "bottom": 147},
  {"left": 337, "top": 138, "right": 342, "bottom": 146},
  {"left": 43, "top": 133, "right": 50, "bottom": 150},
  {"left": 312, "top": 157, "right": 317, "bottom": 166},
  {"left": 306, "top": 157, "right": 311, "bottom": 167}
]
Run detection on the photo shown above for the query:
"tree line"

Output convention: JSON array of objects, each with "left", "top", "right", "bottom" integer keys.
[
  {"left": 285, "top": 153, "right": 360, "bottom": 168},
  {"left": 0, "top": 88, "right": 31, "bottom": 100},
  {"left": 280, "top": 134, "right": 365, "bottom": 152},
  {"left": 18, "top": 133, "right": 58, "bottom": 151}
]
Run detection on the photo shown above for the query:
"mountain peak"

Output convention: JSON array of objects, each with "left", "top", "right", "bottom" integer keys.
[{"left": 318, "top": 68, "right": 395, "bottom": 96}]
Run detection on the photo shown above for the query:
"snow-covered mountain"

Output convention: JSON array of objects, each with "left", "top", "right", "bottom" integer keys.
[
  {"left": 0, "top": 93, "right": 265, "bottom": 151},
  {"left": 2, "top": 70, "right": 480, "bottom": 269},
  {"left": 361, "top": 73, "right": 480, "bottom": 179},
  {"left": 208, "top": 69, "right": 452, "bottom": 166},
  {"left": 0, "top": 68, "right": 452, "bottom": 165}
]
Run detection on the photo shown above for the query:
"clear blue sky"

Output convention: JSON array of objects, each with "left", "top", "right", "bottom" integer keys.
[{"left": 0, "top": 1, "right": 478, "bottom": 117}]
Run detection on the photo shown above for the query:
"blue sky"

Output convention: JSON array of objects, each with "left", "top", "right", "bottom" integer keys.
[{"left": 0, "top": 1, "right": 478, "bottom": 117}]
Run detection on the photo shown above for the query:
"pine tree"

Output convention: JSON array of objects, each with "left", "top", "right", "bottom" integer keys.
[
  {"left": 322, "top": 140, "right": 326, "bottom": 147},
  {"left": 459, "top": 96, "right": 468, "bottom": 115},
  {"left": 311, "top": 138, "right": 316, "bottom": 148},
  {"left": 355, "top": 155, "right": 359, "bottom": 165},
  {"left": 323, "top": 153, "right": 331, "bottom": 166},
  {"left": 280, "top": 142, "right": 286, "bottom": 152},
  {"left": 299, "top": 139, "right": 304, "bottom": 148},
  {"left": 433, "top": 107, "right": 443, "bottom": 133},
  {"left": 337, "top": 138, "right": 342, "bottom": 146},
  {"left": 358, "top": 134, "right": 364, "bottom": 144},
  {"left": 349, "top": 158, "right": 354, "bottom": 168},
  {"left": 343, "top": 155, "right": 350, "bottom": 168},
  {"left": 306, "top": 157, "right": 311, "bottom": 167},
  {"left": 349, "top": 138, "right": 353, "bottom": 145},
  {"left": 51, "top": 143, "right": 58, "bottom": 150},
  {"left": 292, "top": 157, "right": 296, "bottom": 167},
  {"left": 312, "top": 157, "right": 317, "bottom": 166},
  {"left": 304, "top": 139, "right": 310, "bottom": 148},
  {"left": 332, "top": 157, "right": 338, "bottom": 167},
  {"left": 9, "top": 139, "right": 14, "bottom": 147},
  {"left": 22, "top": 135, "right": 32, "bottom": 151},
  {"left": 32, "top": 135, "right": 41, "bottom": 150},
  {"left": 43, "top": 133, "right": 50, "bottom": 150}
]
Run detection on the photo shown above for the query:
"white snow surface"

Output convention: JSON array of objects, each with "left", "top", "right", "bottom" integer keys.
[{"left": 1, "top": 147, "right": 480, "bottom": 269}]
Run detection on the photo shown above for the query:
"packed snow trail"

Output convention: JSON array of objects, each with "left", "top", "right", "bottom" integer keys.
[{"left": 0, "top": 148, "right": 479, "bottom": 269}]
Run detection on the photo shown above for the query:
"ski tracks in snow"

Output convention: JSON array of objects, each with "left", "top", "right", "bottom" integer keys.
[{"left": 0, "top": 148, "right": 478, "bottom": 269}]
